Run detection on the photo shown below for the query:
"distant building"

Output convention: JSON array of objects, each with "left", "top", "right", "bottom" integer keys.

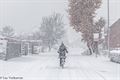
[
  {"left": 0, "top": 35, "right": 21, "bottom": 60},
  {"left": 109, "top": 18, "right": 120, "bottom": 49}
]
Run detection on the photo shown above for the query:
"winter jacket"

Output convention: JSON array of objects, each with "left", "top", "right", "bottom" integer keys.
[{"left": 58, "top": 43, "right": 68, "bottom": 58}]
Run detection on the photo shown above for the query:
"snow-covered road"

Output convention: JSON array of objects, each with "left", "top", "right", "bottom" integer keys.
[{"left": 0, "top": 51, "right": 120, "bottom": 80}]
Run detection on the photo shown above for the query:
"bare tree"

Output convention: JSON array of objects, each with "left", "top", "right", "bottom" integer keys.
[
  {"left": 1, "top": 26, "right": 14, "bottom": 38},
  {"left": 39, "top": 13, "right": 65, "bottom": 51}
]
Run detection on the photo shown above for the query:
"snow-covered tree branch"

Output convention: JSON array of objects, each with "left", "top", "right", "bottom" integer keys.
[
  {"left": 0, "top": 26, "right": 15, "bottom": 38},
  {"left": 39, "top": 13, "right": 65, "bottom": 51}
]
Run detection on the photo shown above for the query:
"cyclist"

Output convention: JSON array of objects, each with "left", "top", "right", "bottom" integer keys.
[{"left": 57, "top": 42, "right": 68, "bottom": 68}]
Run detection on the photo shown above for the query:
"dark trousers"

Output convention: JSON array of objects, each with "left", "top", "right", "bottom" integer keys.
[{"left": 60, "top": 58, "right": 65, "bottom": 66}]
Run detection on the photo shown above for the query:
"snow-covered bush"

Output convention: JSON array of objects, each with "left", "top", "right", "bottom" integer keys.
[
  {"left": 100, "top": 50, "right": 109, "bottom": 56},
  {"left": 81, "top": 49, "right": 91, "bottom": 55},
  {"left": 110, "top": 50, "right": 120, "bottom": 63}
]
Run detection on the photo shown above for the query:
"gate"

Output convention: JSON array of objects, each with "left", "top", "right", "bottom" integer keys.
[{"left": 21, "top": 42, "right": 29, "bottom": 55}]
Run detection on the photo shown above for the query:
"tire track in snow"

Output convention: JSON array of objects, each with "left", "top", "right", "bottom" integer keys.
[
  {"left": 44, "top": 55, "right": 72, "bottom": 80},
  {"left": 69, "top": 55, "right": 106, "bottom": 80},
  {"left": 17, "top": 55, "right": 57, "bottom": 80},
  {"left": 79, "top": 56, "right": 107, "bottom": 80},
  {"left": 81, "top": 56, "right": 107, "bottom": 80},
  {"left": 66, "top": 55, "right": 92, "bottom": 80}
]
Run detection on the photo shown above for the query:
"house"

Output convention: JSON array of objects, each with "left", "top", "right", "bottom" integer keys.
[{"left": 109, "top": 18, "right": 120, "bottom": 49}]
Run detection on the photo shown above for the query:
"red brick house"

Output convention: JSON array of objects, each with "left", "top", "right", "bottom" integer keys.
[{"left": 109, "top": 18, "right": 120, "bottom": 49}]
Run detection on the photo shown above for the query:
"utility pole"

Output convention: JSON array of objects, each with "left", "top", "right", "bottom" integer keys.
[{"left": 107, "top": 0, "right": 110, "bottom": 57}]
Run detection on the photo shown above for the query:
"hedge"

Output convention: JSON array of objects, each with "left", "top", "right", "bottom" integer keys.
[{"left": 110, "top": 50, "right": 120, "bottom": 64}]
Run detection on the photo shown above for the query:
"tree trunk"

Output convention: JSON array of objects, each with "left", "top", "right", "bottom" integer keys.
[
  {"left": 94, "top": 41, "right": 99, "bottom": 57},
  {"left": 87, "top": 43, "right": 93, "bottom": 55},
  {"left": 48, "top": 45, "right": 51, "bottom": 52}
]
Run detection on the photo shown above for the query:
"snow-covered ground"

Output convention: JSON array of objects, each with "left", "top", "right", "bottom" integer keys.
[{"left": 0, "top": 48, "right": 120, "bottom": 80}]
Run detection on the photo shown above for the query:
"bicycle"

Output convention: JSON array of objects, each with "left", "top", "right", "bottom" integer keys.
[{"left": 59, "top": 56, "right": 66, "bottom": 68}]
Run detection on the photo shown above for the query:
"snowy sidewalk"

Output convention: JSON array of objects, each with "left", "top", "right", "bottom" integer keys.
[{"left": 0, "top": 52, "right": 120, "bottom": 80}]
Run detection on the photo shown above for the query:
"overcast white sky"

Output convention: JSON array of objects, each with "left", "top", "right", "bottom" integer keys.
[{"left": 0, "top": 0, "right": 120, "bottom": 34}]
